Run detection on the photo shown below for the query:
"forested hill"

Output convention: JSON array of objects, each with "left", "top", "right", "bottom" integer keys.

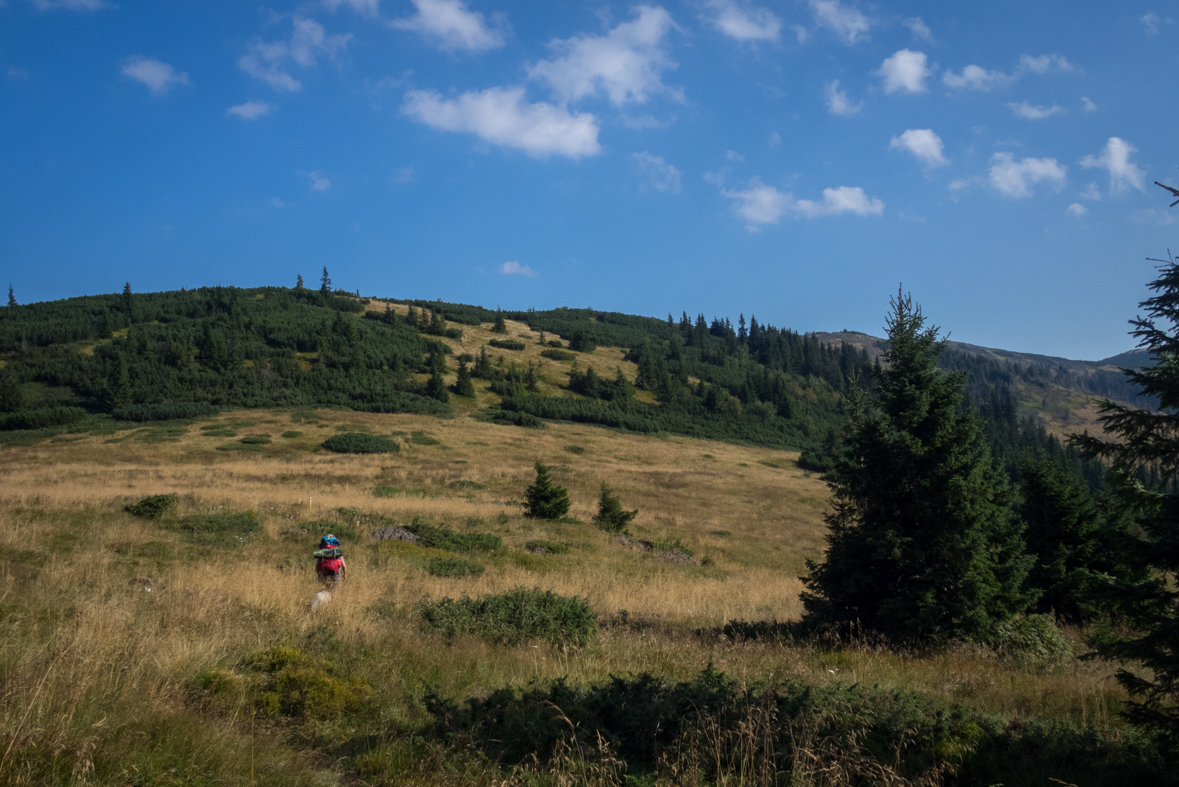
[
  {"left": 810, "top": 330, "right": 1155, "bottom": 441},
  {"left": 0, "top": 284, "right": 1107, "bottom": 487}
]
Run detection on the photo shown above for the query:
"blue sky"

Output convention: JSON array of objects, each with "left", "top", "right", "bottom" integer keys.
[{"left": 2, "top": 0, "right": 1176, "bottom": 360}]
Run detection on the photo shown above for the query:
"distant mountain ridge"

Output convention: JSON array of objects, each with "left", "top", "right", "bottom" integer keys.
[{"left": 809, "top": 331, "right": 1154, "bottom": 441}]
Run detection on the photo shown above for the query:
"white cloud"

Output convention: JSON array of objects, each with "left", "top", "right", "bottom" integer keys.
[
  {"left": 1141, "top": 12, "right": 1161, "bottom": 33},
  {"left": 528, "top": 6, "right": 679, "bottom": 106},
  {"left": 1080, "top": 137, "right": 1146, "bottom": 194},
  {"left": 1007, "top": 101, "right": 1066, "bottom": 120},
  {"left": 307, "top": 171, "right": 332, "bottom": 191},
  {"left": 720, "top": 179, "right": 883, "bottom": 229},
  {"left": 1081, "top": 96, "right": 1097, "bottom": 112},
  {"left": 324, "top": 0, "right": 379, "bottom": 15},
  {"left": 227, "top": 101, "right": 273, "bottom": 119},
  {"left": 1079, "top": 182, "right": 1102, "bottom": 201},
  {"left": 1017, "top": 54, "right": 1073, "bottom": 74},
  {"left": 768, "top": 131, "right": 781, "bottom": 147},
  {"left": 390, "top": 0, "right": 505, "bottom": 53},
  {"left": 120, "top": 56, "right": 190, "bottom": 96},
  {"left": 1067, "top": 203, "right": 1087, "bottom": 217},
  {"left": 903, "top": 16, "right": 931, "bottom": 41},
  {"left": 703, "top": 0, "right": 781, "bottom": 42},
  {"left": 790, "top": 25, "right": 808, "bottom": 43},
  {"left": 402, "top": 86, "right": 601, "bottom": 159},
  {"left": 808, "top": 0, "right": 870, "bottom": 44},
  {"left": 889, "top": 128, "right": 949, "bottom": 169},
  {"left": 942, "top": 64, "right": 1011, "bottom": 92},
  {"left": 270, "top": 197, "right": 291, "bottom": 208},
  {"left": 824, "top": 79, "right": 862, "bottom": 115},
  {"left": 239, "top": 16, "right": 351, "bottom": 93},
  {"left": 988, "top": 152, "right": 1067, "bottom": 198},
  {"left": 630, "top": 152, "right": 682, "bottom": 193},
  {"left": 392, "top": 166, "right": 415, "bottom": 183},
  {"left": 31, "top": 0, "right": 109, "bottom": 9},
  {"left": 500, "top": 260, "right": 536, "bottom": 277},
  {"left": 877, "top": 49, "right": 930, "bottom": 94},
  {"left": 725, "top": 149, "right": 744, "bottom": 162},
  {"left": 943, "top": 53, "right": 1072, "bottom": 92}
]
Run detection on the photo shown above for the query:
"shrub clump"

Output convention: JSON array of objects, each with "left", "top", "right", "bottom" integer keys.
[
  {"left": 992, "top": 613, "right": 1073, "bottom": 669},
  {"left": 489, "top": 339, "right": 526, "bottom": 351},
  {"left": 247, "top": 646, "right": 369, "bottom": 720},
  {"left": 417, "top": 587, "right": 598, "bottom": 647},
  {"left": 178, "top": 512, "right": 262, "bottom": 547},
  {"left": 426, "top": 557, "right": 485, "bottom": 578},
  {"left": 492, "top": 411, "right": 545, "bottom": 429},
  {"left": 0, "top": 406, "right": 87, "bottom": 431},
  {"left": 124, "top": 493, "right": 178, "bottom": 520},
  {"left": 112, "top": 402, "right": 218, "bottom": 422},
  {"left": 541, "top": 349, "right": 576, "bottom": 361},
  {"left": 322, "top": 432, "right": 400, "bottom": 454},
  {"left": 406, "top": 516, "right": 502, "bottom": 553}
]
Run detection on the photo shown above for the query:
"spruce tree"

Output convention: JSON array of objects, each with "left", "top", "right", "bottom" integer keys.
[
  {"left": 523, "top": 461, "right": 570, "bottom": 520},
  {"left": 593, "top": 482, "right": 637, "bottom": 534},
  {"left": 454, "top": 359, "right": 476, "bottom": 398},
  {"left": 6, "top": 285, "right": 15, "bottom": 307},
  {"left": 473, "top": 345, "right": 492, "bottom": 378},
  {"left": 492, "top": 311, "right": 508, "bottom": 334},
  {"left": 801, "top": 291, "right": 1033, "bottom": 643},
  {"left": 1071, "top": 244, "right": 1179, "bottom": 740},
  {"left": 320, "top": 266, "right": 332, "bottom": 296},
  {"left": 296, "top": 274, "right": 304, "bottom": 290},
  {"left": 425, "top": 366, "right": 449, "bottom": 403}
]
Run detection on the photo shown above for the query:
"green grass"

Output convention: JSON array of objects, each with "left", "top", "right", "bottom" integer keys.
[
  {"left": 417, "top": 586, "right": 598, "bottom": 647},
  {"left": 409, "top": 431, "right": 442, "bottom": 446},
  {"left": 424, "top": 557, "right": 485, "bottom": 578}
]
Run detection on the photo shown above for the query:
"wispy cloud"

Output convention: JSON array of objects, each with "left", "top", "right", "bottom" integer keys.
[
  {"left": 1081, "top": 96, "right": 1097, "bottom": 112},
  {"left": 1067, "top": 203, "right": 1087, "bottom": 217},
  {"left": 988, "top": 152, "right": 1066, "bottom": 198},
  {"left": 403, "top": 86, "right": 601, "bottom": 159},
  {"left": 808, "top": 0, "right": 870, "bottom": 44},
  {"left": 390, "top": 0, "right": 506, "bottom": 53},
  {"left": 239, "top": 16, "right": 351, "bottom": 93},
  {"left": 1007, "top": 101, "right": 1066, "bottom": 120},
  {"left": 500, "top": 260, "right": 536, "bottom": 277},
  {"left": 120, "top": 56, "right": 190, "bottom": 96},
  {"left": 903, "top": 16, "right": 931, "bottom": 41},
  {"left": 824, "top": 79, "right": 862, "bottom": 115},
  {"left": 528, "top": 6, "right": 680, "bottom": 107},
  {"left": 1080, "top": 137, "right": 1146, "bottom": 194},
  {"left": 306, "top": 171, "right": 332, "bottom": 192},
  {"left": 31, "top": 0, "right": 111, "bottom": 10},
  {"left": 631, "top": 152, "right": 682, "bottom": 193},
  {"left": 702, "top": 0, "right": 781, "bottom": 42},
  {"left": 1139, "top": 12, "right": 1173, "bottom": 34},
  {"left": 323, "top": 0, "right": 380, "bottom": 16},
  {"left": 720, "top": 179, "right": 883, "bottom": 230},
  {"left": 943, "top": 53, "right": 1072, "bottom": 92},
  {"left": 227, "top": 101, "right": 273, "bottom": 119},
  {"left": 890, "top": 129, "right": 949, "bottom": 169},
  {"left": 877, "top": 49, "right": 930, "bottom": 94}
]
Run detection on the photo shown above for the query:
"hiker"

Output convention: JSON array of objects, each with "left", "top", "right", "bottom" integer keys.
[{"left": 314, "top": 534, "right": 346, "bottom": 588}]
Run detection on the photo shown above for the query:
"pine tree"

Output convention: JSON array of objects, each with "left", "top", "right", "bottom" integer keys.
[
  {"left": 426, "top": 366, "right": 449, "bottom": 403},
  {"left": 454, "top": 359, "right": 476, "bottom": 398},
  {"left": 6, "top": 285, "right": 15, "bottom": 307},
  {"left": 523, "top": 461, "right": 570, "bottom": 520},
  {"left": 1071, "top": 246, "right": 1179, "bottom": 740},
  {"left": 0, "top": 368, "right": 23, "bottom": 413},
  {"left": 296, "top": 274, "right": 304, "bottom": 290},
  {"left": 122, "top": 282, "right": 133, "bottom": 315},
  {"left": 801, "top": 290, "right": 1033, "bottom": 643},
  {"left": 320, "top": 266, "right": 332, "bottom": 296},
  {"left": 473, "top": 345, "right": 492, "bottom": 378},
  {"left": 593, "top": 482, "right": 637, "bottom": 533},
  {"left": 492, "top": 311, "right": 508, "bottom": 334}
]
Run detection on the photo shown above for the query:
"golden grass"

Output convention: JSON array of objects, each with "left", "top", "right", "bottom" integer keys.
[{"left": 0, "top": 407, "right": 1132, "bottom": 784}]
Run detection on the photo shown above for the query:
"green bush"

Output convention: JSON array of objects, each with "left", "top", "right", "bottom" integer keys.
[
  {"left": 281, "top": 430, "right": 302, "bottom": 438},
  {"left": 247, "top": 647, "right": 369, "bottom": 720},
  {"left": 489, "top": 339, "right": 526, "bottom": 351},
  {"left": 525, "top": 539, "right": 569, "bottom": 554},
  {"left": 124, "top": 493, "right": 178, "bottom": 520},
  {"left": 0, "top": 406, "right": 87, "bottom": 431},
  {"left": 563, "top": 445, "right": 585, "bottom": 455},
  {"left": 593, "top": 482, "right": 637, "bottom": 534},
  {"left": 425, "top": 557, "right": 485, "bottom": 578},
  {"left": 112, "top": 402, "right": 218, "bottom": 422},
  {"left": 992, "top": 614, "right": 1073, "bottom": 668},
  {"left": 177, "top": 512, "right": 261, "bottom": 547},
  {"left": 322, "top": 433, "right": 400, "bottom": 454},
  {"left": 417, "top": 587, "right": 598, "bottom": 647},
  {"left": 239, "top": 434, "right": 271, "bottom": 445},
  {"left": 541, "top": 349, "right": 576, "bottom": 361},
  {"left": 410, "top": 430, "right": 441, "bottom": 445},
  {"left": 406, "top": 516, "right": 502, "bottom": 553},
  {"left": 491, "top": 411, "right": 545, "bottom": 429}
]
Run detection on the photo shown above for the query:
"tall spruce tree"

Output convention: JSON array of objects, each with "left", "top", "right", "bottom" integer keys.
[
  {"left": 453, "top": 359, "right": 475, "bottom": 398},
  {"left": 523, "top": 461, "right": 570, "bottom": 520},
  {"left": 320, "top": 266, "right": 332, "bottom": 296},
  {"left": 1071, "top": 240, "right": 1179, "bottom": 740},
  {"left": 801, "top": 291, "right": 1033, "bottom": 643}
]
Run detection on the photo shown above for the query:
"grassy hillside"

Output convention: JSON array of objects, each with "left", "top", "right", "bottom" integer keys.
[{"left": 0, "top": 406, "right": 1168, "bottom": 786}]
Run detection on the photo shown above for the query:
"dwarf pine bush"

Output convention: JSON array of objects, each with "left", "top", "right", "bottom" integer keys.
[{"left": 417, "top": 587, "right": 598, "bottom": 647}]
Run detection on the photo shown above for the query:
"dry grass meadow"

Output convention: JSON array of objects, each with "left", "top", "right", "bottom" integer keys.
[{"left": 0, "top": 362, "right": 1137, "bottom": 783}]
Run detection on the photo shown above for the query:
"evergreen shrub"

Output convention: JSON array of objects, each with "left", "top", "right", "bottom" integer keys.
[
  {"left": 248, "top": 646, "right": 369, "bottom": 720},
  {"left": 322, "top": 433, "right": 400, "bottom": 454},
  {"left": 406, "top": 516, "right": 502, "bottom": 553},
  {"left": 491, "top": 411, "right": 545, "bottom": 429},
  {"left": 524, "top": 461, "right": 570, "bottom": 519},
  {"left": 425, "top": 557, "right": 485, "bottom": 578},
  {"left": 0, "top": 406, "right": 87, "bottom": 431},
  {"left": 489, "top": 339, "right": 526, "bottom": 351},
  {"left": 541, "top": 349, "right": 576, "bottom": 361},
  {"left": 992, "top": 614, "right": 1073, "bottom": 669},
  {"left": 124, "top": 493, "right": 178, "bottom": 520},
  {"left": 417, "top": 586, "right": 598, "bottom": 646},
  {"left": 113, "top": 402, "right": 218, "bottom": 421}
]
